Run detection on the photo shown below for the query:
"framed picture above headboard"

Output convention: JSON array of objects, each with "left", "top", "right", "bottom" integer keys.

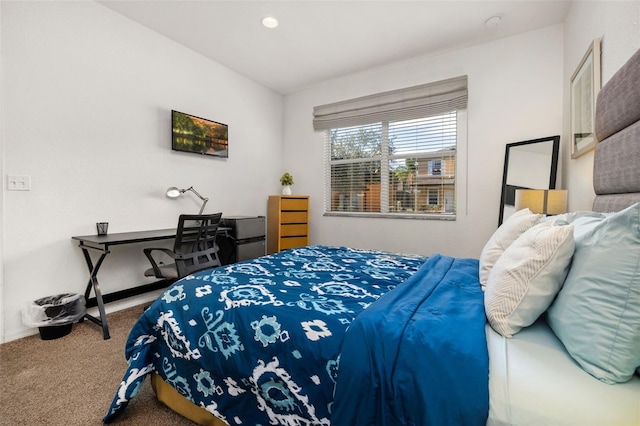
[{"left": 571, "top": 38, "right": 602, "bottom": 159}]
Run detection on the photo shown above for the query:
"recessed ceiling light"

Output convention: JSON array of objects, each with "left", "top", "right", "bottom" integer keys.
[
  {"left": 485, "top": 15, "right": 502, "bottom": 28},
  {"left": 261, "top": 16, "right": 279, "bottom": 29}
]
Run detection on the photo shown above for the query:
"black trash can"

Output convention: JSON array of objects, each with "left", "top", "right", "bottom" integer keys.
[{"left": 23, "top": 293, "right": 86, "bottom": 340}]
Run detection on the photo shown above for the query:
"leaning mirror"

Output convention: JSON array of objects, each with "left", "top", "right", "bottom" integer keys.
[{"left": 498, "top": 135, "right": 560, "bottom": 226}]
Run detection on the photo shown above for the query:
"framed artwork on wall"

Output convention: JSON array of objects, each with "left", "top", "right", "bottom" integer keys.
[
  {"left": 172, "top": 110, "right": 229, "bottom": 158},
  {"left": 571, "top": 38, "right": 601, "bottom": 159}
]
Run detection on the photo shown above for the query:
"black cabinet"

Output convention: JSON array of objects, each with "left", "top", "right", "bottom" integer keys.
[{"left": 219, "top": 216, "right": 266, "bottom": 265}]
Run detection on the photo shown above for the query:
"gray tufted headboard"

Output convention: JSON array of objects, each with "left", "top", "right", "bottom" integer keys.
[{"left": 592, "top": 47, "right": 640, "bottom": 212}]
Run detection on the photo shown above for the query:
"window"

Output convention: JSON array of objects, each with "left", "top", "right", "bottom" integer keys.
[
  {"left": 427, "top": 159, "right": 442, "bottom": 176},
  {"left": 326, "top": 113, "right": 456, "bottom": 216},
  {"left": 427, "top": 188, "right": 439, "bottom": 205},
  {"left": 314, "top": 76, "right": 467, "bottom": 219}
]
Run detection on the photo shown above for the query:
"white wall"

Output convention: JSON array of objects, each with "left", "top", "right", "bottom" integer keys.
[
  {"left": 0, "top": 2, "right": 4, "bottom": 342},
  {"left": 0, "top": 1, "right": 284, "bottom": 341},
  {"left": 283, "top": 25, "right": 564, "bottom": 258},
  {"left": 562, "top": 2, "right": 640, "bottom": 211}
]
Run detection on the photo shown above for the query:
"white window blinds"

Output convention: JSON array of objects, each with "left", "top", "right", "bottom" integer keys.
[{"left": 313, "top": 76, "right": 467, "bottom": 130}]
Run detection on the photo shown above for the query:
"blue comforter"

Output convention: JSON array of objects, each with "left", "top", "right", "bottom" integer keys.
[
  {"left": 332, "top": 254, "right": 489, "bottom": 425},
  {"left": 104, "top": 245, "right": 427, "bottom": 424},
  {"left": 103, "top": 246, "right": 488, "bottom": 425}
]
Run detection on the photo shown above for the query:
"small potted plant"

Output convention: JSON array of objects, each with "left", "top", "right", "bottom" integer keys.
[{"left": 280, "top": 172, "right": 294, "bottom": 195}]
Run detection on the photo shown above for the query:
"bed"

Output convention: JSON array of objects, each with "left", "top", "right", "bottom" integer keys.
[
  {"left": 103, "top": 246, "right": 489, "bottom": 425},
  {"left": 104, "top": 47, "right": 640, "bottom": 425}
]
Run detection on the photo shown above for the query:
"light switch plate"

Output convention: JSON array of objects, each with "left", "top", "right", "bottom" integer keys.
[{"left": 7, "top": 175, "right": 31, "bottom": 191}]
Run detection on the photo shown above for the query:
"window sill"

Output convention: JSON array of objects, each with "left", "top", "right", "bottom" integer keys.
[{"left": 323, "top": 212, "right": 456, "bottom": 220}]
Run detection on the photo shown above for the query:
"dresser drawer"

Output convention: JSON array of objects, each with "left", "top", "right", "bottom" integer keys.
[
  {"left": 281, "top": 198, "right": 308, "bottom": 211},
  {"left": 280, "top": 236, "right": 308, "bottom": 250},
  {"left": 280, "top": 224, "right": 308, "bottom": 237},
  {"left": 281, "top": 211, "right": 308, "bottom": 224}
]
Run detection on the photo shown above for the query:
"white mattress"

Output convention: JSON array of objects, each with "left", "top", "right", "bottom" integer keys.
[{"left": 486, "top": 320, "right": 640, "bottom": 425}]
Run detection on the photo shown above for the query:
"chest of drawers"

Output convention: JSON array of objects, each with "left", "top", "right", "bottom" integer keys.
[{"left": 267, "top": 195, "right": 309, "bottom": 254}]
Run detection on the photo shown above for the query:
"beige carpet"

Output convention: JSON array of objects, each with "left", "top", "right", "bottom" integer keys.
[{"left": 0, "top": 305, "right": 197, "bottom": 426}]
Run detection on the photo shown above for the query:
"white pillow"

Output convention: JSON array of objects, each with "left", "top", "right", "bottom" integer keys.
[
  {"left": 479, "top": 208, "right": 541, "bottom": 290},
  {"left": 484, "top": 221, "right": 575, "bottom": 338}
]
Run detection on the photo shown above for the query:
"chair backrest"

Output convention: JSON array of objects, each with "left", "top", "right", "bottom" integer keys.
[{"left": 174, "top": 213, "right": 223, "bottom": 277}]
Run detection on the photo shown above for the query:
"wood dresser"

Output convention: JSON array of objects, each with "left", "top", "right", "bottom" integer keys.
[{"left": 267, "top": 195, "right": 309, "bottom": 254}]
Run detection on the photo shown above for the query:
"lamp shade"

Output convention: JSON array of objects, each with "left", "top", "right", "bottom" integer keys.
[
  {"left": 165, "top": 186, "right": 209, "bottom": 214},
  {"left": 166, "top": 187, "right": 182, "bottom": 198},
  {"left": 515, "top": 189, "right": 568, "bottom": 215}
]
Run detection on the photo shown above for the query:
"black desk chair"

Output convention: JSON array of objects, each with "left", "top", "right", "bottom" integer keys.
[{"left": 144, "top": 213, "right": 223, "bottom": 280}]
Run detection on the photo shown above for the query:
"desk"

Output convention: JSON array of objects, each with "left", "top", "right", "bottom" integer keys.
[
  {"left": 72, "top": 229, "right": 178, "bottom": 339},
  {"left": 73, "top": 227, "right": 234, "bottom": 339}
]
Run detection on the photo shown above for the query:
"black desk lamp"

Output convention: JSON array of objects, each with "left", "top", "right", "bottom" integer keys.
[{"left": 166, "top": 186, "right": 209, "bottom": 214}]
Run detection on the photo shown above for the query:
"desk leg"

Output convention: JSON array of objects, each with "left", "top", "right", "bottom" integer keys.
[{"left": 81, "top": 248, "right": 111, "bottom": 340}]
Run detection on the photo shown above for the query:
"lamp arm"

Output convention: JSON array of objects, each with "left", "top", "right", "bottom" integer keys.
[
  {"left": 198, "top": 198, "right": 209, "bottom": 215},
  {"left": 185, "top": 186, "right": 209, "bottom": 214}
]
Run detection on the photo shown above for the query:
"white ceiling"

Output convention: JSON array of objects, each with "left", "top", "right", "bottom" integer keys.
[{"left": 98, "top": 0, "right": 571, "bottom": 94}]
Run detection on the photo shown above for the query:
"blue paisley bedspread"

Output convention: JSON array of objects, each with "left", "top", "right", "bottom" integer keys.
[{"left": 103, "top": 245, "right": 428, "bottom": 425}]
